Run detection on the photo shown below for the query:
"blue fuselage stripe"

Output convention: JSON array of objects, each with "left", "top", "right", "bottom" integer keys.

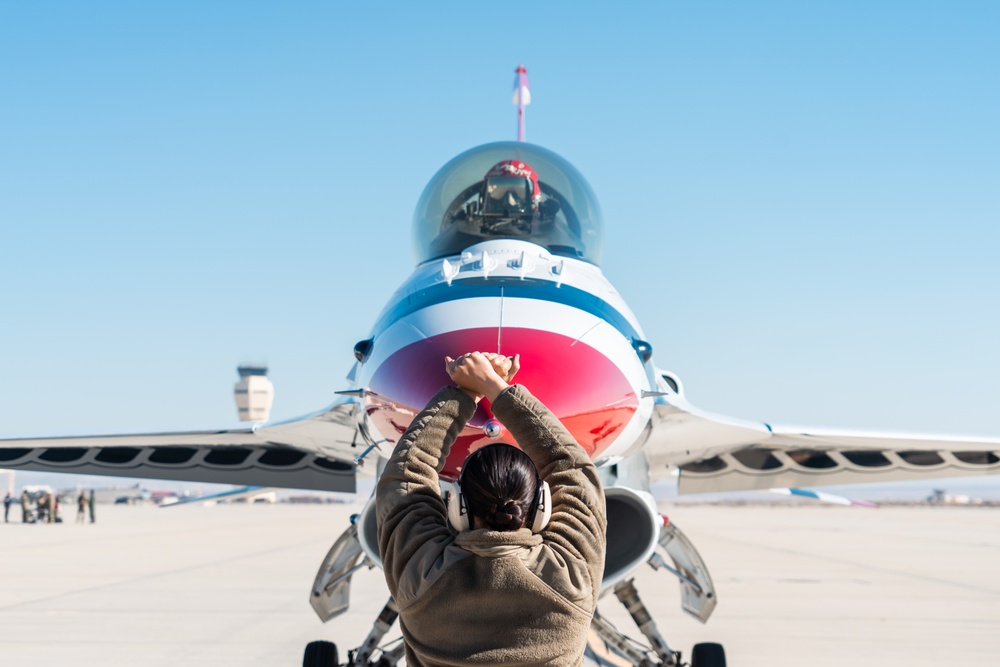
[{"left": 372, "top": 277, "right": 640, "bottom": 342}]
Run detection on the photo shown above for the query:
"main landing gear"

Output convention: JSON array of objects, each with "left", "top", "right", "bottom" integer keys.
[
  {"left": 304, "top": 582, "right": 725, "bottom": 667},
  {"left": 589, "top": 580, "right": 725, "bottom": 667},
  {"left": 586, "top": 518, "right": 726, "bottom": 667},
  {"left": 303, "top": 513, "right": 726, "bottom": 667},
  {"left": 303, "top": 597, "right": 404, "bottom": 667}
]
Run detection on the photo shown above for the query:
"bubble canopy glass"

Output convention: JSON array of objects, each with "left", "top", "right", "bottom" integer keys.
[{"left": 412, "top": 142, "right": 605, "bottom": 265}]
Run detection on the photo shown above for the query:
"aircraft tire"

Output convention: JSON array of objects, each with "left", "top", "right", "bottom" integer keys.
[
  {"left": 303, "top": 640, "right": 338, "bottom": 667},
  {"left": 690, "top": 642, "right": 726, "bottom": 667}
]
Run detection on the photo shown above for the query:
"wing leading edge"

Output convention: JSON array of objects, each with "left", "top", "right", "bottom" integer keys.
[
  {"left": 0, "top": 399, "right": 363, "bottom": 493},
  {"left": 641, "top": 393, "right": 1000, "bottom": 494}
]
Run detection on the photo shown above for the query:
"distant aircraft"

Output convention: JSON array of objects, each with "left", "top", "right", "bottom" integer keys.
[{"left": 4, "top": 79, "right": 999, "bottom": 667}]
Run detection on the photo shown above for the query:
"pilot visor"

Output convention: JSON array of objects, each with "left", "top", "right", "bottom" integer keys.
[{"left": 486, "top": 176, "right": 530, "bottom": 202}]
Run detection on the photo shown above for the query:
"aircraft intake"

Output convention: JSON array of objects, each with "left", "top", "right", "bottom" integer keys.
[{"left": 599, "top": 486, "right": 662, "bottom": 591}]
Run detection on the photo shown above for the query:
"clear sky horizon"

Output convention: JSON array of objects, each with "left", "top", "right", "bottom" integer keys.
[{"left": 1, "top": 3, "right": 998, "bottom": 493}]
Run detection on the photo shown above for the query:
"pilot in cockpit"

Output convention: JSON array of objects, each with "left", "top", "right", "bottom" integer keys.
[
  {"left": 470, "top": 159, "right": 551, "bottom": 235},
  {"left": 418, "top": 144, "right": 596, "bottom": 263},
  {"left": 483, "top": 159, "right": 541, "bottom": 213},
  {"left": 479, "top": 160, "right": 542, "bottom": 234}
]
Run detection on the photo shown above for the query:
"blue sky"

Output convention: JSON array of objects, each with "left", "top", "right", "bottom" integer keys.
[{"left": 1, "top": 2, "right": 998, "bottom": 492}]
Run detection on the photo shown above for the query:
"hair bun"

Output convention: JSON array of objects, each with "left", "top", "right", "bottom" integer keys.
[
  {"left": 489, "top": 500, "right": 525, "bottom": 530},
  {"left": 459, "top": 444, "right": 539, "bottom": 531}
]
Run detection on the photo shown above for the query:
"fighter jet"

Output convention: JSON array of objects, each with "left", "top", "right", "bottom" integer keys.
[{"left": 3, "top": 140, "right": 999, "bottom": 667}]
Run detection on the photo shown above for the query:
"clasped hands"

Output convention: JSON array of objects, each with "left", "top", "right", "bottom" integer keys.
[{"left": 444, "top": 352, "right": 520, "bottom": 403}]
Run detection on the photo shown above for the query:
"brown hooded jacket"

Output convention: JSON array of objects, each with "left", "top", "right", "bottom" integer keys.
[{"left": 376, "top": 384, "right": 607, "bottom": 667}]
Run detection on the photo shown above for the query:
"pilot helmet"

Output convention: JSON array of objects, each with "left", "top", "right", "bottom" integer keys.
[{"left": 483, "top": 160, "right": 542, "bottom": 210}]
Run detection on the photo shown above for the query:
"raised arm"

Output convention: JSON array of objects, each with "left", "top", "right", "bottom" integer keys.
[
  {"left": 489, "top": 385, "right": 607, "bottom": 567},
  {"left": 445, "top": 353, "right": 606, "bottom": 573},
  {"left": 375, "top": 385, "right": 477, "bottom": 595}
]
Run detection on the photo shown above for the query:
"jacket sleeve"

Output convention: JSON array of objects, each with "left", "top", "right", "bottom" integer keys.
[
  {"left": 489, "top": 385, "right": 607, "bottom": 581},
  {"left": 375, "top": 385, "right": 477, "bottom": 597}
]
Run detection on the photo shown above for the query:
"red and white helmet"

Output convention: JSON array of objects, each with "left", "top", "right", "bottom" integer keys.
[{"left": 484, "top": 160, "right": 542, "bottom": 202}]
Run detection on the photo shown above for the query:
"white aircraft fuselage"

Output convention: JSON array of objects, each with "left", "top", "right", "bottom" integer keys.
[
  {"left": 333, "top": 140, "right": 679, "bottom": 487},
  {"left": 356, "top": 237, "right": 657, "bottom": 482}
]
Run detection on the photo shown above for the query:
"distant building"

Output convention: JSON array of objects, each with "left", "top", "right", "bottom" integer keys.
[{"left": 234, "top": 365, "right": 274, "bottom": 422}]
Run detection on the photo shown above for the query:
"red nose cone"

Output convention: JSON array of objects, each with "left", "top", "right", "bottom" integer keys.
[{"left": 367, "top": 328, "right": 638, "bottom": 480}]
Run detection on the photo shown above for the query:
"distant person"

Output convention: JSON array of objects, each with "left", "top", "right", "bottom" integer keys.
[
  {"left": 36, "top": 493, "right": 47, "bottom": 523},
  {"left": 88, "top": 489, "right": 96, "bottom": 524},
  {"left": 77, "top": 492, "right": 87, "bottom": 524},
  {"left": 20, "top": 490, "right": 29, "bottom": 523},
  {"left": 3, "top": 492, "right": 11, "bottom": 523},
  {"left": 54, "top": 497, "right": 62, "bottom": 523},
  {"left": 377, "top": 352, "right": 607, "bottom": 667}
]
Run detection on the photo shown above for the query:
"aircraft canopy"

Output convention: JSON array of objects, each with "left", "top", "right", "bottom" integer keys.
[{"left": 413, "top": 142, "right": 605, "bottom": 265}]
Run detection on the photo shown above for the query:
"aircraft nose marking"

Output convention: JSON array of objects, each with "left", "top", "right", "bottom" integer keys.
[
  {"left": 372, "top": 278, "right": 641, "bottom": 345},
  {"left": 365, "top": 327, "right": 639, "bottom": 480}
]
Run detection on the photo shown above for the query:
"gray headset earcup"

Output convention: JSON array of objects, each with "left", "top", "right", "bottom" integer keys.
[
  {"left": 446, "top": 482, "right": 470, "bottom": 532},
  {"left": 530, "top": 481, "right": 552, "bottom": 533}
]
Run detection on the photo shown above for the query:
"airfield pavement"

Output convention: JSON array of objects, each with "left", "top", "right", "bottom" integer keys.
[{"left": 0, "top": 502, "right": 997, "bottom": 667}]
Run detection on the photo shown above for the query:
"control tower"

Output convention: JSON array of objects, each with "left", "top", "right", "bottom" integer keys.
[{"left": 234, "top": 365, "right": 274, "bottom": 422}]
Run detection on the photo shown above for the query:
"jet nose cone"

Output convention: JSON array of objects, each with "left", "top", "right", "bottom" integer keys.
[{"left": 366, "top": 327, "right": 638, "bottom": 480}]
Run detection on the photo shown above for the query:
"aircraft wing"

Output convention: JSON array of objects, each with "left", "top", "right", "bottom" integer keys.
[
  {"left": 642, "top": 394, "right": 1000, "bottom": 493},
  {"left": 0, "top": 398, "right": 362, "bottom": 493}
]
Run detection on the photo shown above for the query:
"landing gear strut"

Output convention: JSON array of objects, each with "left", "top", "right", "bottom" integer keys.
[
  {"left": 302, "top": 597, "right": 405, "bottom": 667},
  {"left": 590, "top": 579, "right": 680, "bottom": 667},
  {"left": 587, "top": 518, "right": 726, "bottom": 667},
  {"left": 589, "top": 581, "right": 726, "bottom": 667},
  {"left": 304, "top": 509, "right": 726, "bottom": 667},
  {"left": 347, "top": 598, "right": 404, "bottom": 667}
]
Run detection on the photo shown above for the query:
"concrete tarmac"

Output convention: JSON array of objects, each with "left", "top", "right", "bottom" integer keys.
[{"left": 0, "top": 502, "right": 998, "bottom": 666}]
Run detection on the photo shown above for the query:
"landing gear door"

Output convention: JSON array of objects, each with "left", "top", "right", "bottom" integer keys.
[
  {"left": 309, "top": 522, "right": 369, "bottom": 623},
  {"left": 658, "top": 521, "right": 717, "bottom": 623}
]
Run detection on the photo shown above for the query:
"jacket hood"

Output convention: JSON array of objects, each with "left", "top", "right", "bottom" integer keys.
[{"left": 454, "top": 527, "right": 543, "bottom": 558}]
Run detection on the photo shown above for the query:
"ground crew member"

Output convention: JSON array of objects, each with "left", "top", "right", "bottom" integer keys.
[{"left": 377, "top": 352, "right": 606, "bottom": 667}]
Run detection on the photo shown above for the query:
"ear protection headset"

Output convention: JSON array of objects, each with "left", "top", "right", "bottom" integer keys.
[{"left": 446, "top": 448, "right": 552, "bottom": 534}]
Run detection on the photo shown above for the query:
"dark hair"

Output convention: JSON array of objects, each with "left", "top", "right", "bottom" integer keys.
[{"left": 460, "top": 444, "right": 539, "bottom": 531}]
